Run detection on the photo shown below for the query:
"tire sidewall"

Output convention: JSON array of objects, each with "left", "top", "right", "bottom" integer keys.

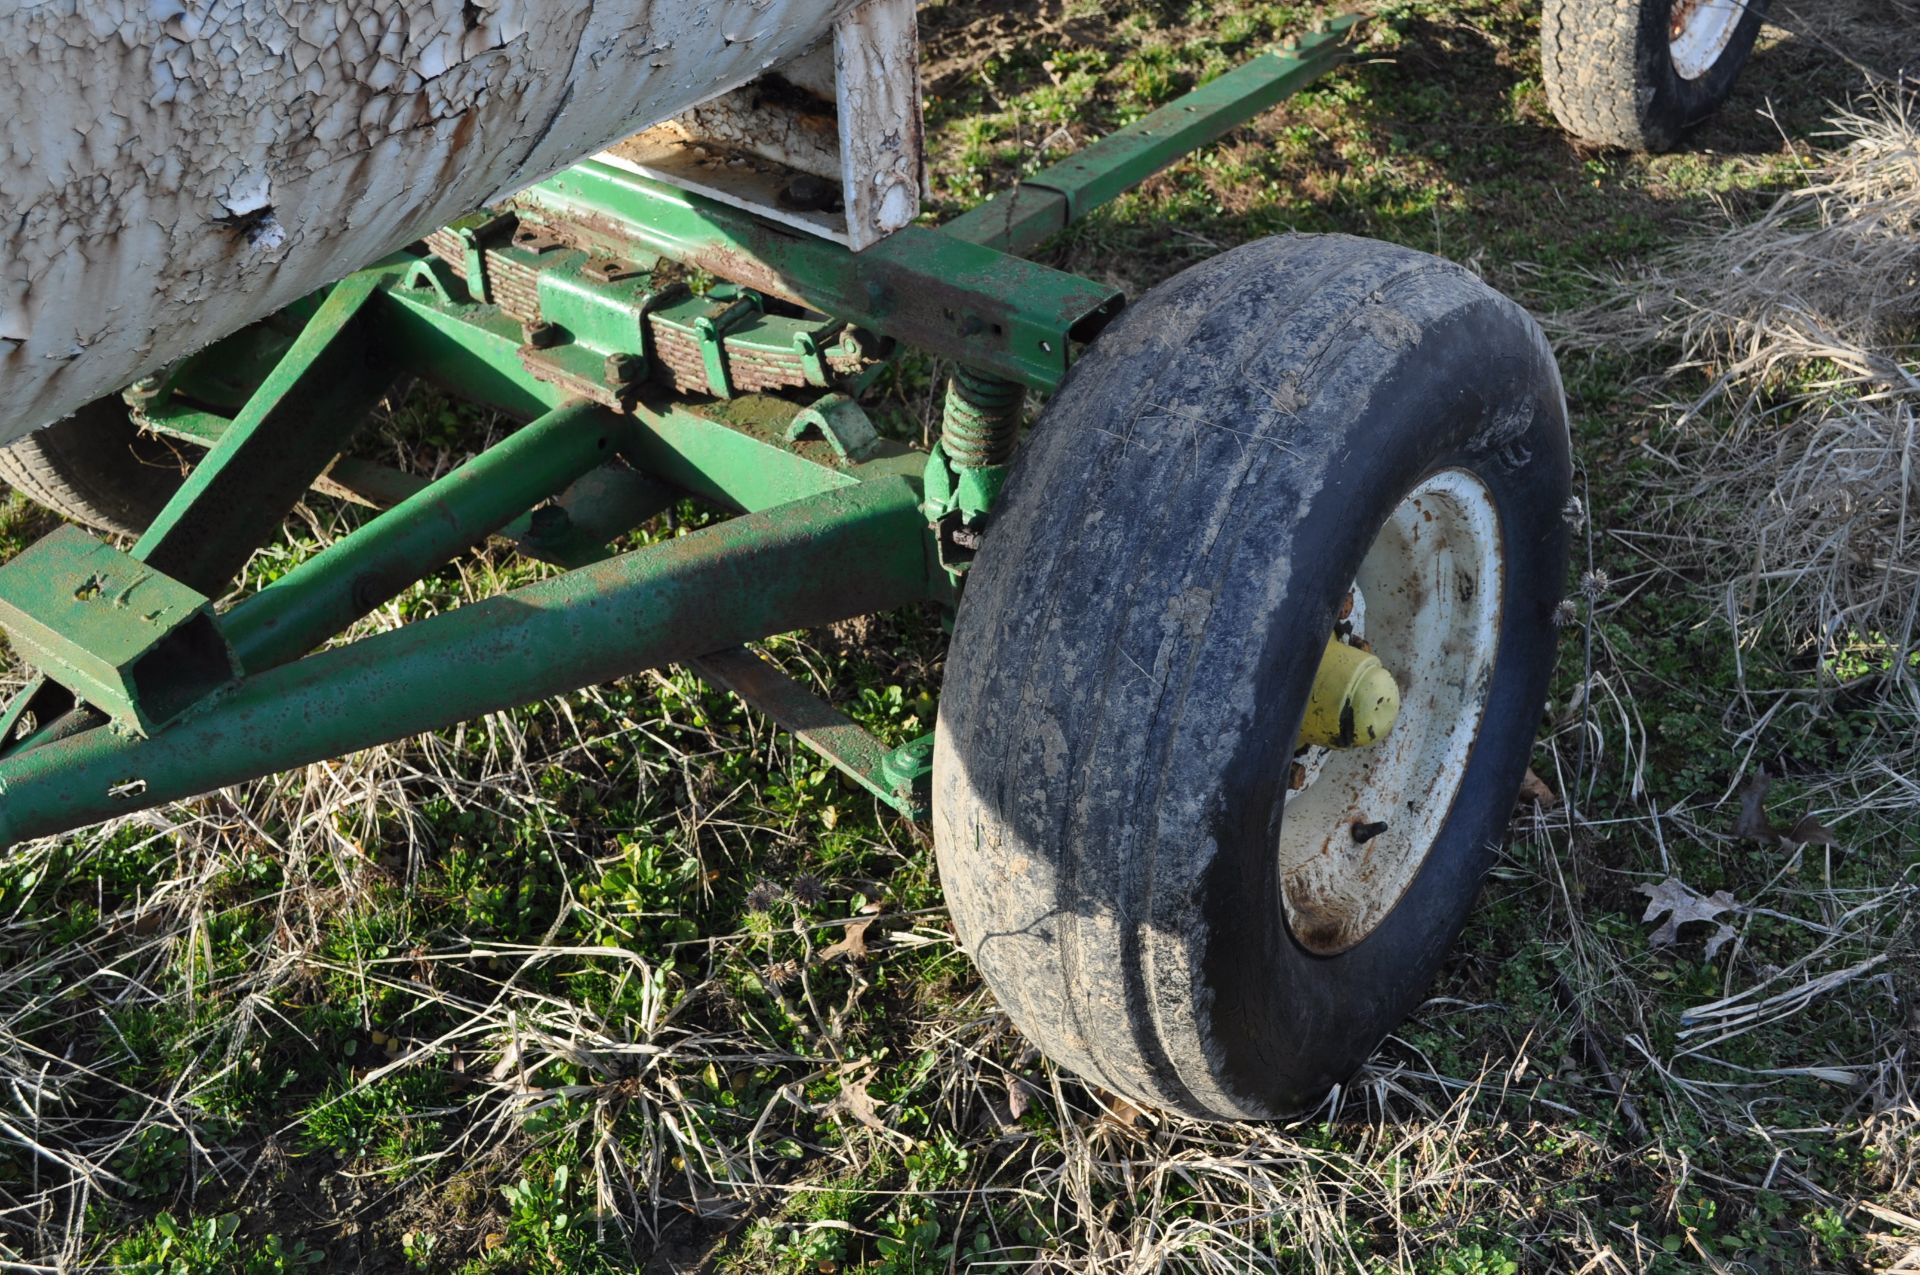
[
  {"left": 0, "top": 397, "right": 185, "bottom": 536},
  {"left": 1197, "top": 302, "right": 1570, "bottom": 1111}
]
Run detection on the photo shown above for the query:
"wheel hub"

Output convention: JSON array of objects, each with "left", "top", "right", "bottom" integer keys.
[
  {"left": 1277, "top": 468, "right": 1507, "bottom": 956},
  {"left": 1300, "top": 638, "right": 1402, "bottom": 749},
  {"left": 1669, "top": 0, "right": 1745, "bottom": 80}
]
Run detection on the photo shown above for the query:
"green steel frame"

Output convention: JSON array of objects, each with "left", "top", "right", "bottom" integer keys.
[{"left": 0, "top": 18, "right": 1358, "bottom": 849}]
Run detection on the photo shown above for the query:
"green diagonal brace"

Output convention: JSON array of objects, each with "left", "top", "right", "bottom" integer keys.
[
  {"left": 219, "top": 401, "right": 625, "bottom": 674},
  {"left": 1, "top": 270, "right": 400, "bottom": 754},
  {"left": 132, "top": 270, "right": 400, "bottom": 594}
]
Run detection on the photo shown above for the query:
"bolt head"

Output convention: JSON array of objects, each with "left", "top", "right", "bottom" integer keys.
[
  {"left": 603, "top": 352, "right": 644, "bottom": 386},
  {"left": 524, "top": 321, "right": 560, "bottom": 349}
]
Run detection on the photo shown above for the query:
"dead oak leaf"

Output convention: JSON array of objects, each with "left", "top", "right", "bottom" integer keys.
[
  {"left": 1518, "top": 767, "right": 1560, "bottom": 811},
  {"left": 1636, "top": 877, "right": 1739, "bottom": 958},
  {"left": 820, "top": 917, "right": 879, "bottom": 963},
  {"left": 827, "top": 1071, "right": 888, "bottom": 1131},
  {"left": 820, "top": 911, "right": 902, "bottom": 963},
  {"left": 819, "top": 920, "right": 869, "bottom": 963},
  {"left": 822, "top": 1063, "right": 908, "bottom": 1147}
]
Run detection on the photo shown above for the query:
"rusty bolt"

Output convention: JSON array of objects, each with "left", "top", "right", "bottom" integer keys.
[
  {"left": 523, "top": 321, "right": 560, "bottom": 349},
  {"left": 603, "top": 352, "right": 644, "bottom": 387}
]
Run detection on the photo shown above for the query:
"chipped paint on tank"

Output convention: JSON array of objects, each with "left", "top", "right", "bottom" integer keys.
[
  {"left": 665, "top": 40, "right": 845, "bottom": 182},
  {"left": 0, "top": 0, "right": 864, "bottom": 447}
]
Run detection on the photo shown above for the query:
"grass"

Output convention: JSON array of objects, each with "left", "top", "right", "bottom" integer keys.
[{"left": 2, "top": 1, "right": 1917, "bottom": 1271}]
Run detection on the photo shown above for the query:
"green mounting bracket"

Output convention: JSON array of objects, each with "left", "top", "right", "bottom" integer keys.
[
  {"left": 0, "top": 528, "right": 240, "bottom": 738},
  {"left": 877, "top": 735, "right": 936, "bottom": 815},
  {"left": 788, "top": 393, "right": 882, "bottom": 462},
  {"left": 691, "top": 288, "right": 765, "bottom": 398},
  {"left": 921, "top": 441, "right": 1008, "bottom": 579},
  {"left": 450, "top": 212, "right": 513, "bottom": 303},
  {"left": 535, "top": 255, "right": 658, "bottom": 358},
  {"left": 401, "top": 257, "right": 462, "bottom": 305}
]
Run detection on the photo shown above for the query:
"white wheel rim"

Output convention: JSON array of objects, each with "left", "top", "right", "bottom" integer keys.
[
  {"left": 1669, "top": 0, "right": 1745, "bottom": 80},
  {"left": 1276, "top": 468, "right": 1506, "bottom": 955}
]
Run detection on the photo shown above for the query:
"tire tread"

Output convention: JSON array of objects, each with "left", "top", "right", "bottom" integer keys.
[
  {"left": 936, "top": 234, "right": 1571, "bottom": 1118},
  {"left": 0, "top": 403, "right": 183, "bottom": 536}
]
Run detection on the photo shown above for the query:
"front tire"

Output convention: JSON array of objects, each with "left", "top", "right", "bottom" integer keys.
[
  {"left": 933, "top": 234, "right": 1572, "bottom": 1120},
  {"left": 1542, "top": 0, "right": 1771, "bottom": 151}
]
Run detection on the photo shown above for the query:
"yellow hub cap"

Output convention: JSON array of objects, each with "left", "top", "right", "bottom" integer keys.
[{"left": 1300, "top": 638, "right": 1402, "bottom": 749}]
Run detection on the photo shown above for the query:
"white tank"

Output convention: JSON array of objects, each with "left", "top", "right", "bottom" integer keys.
[{"left": 0, "top": 0, "right": 864, "bottom": 448}]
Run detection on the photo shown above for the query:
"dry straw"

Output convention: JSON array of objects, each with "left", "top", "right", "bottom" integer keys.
[{"left": 1550, "top": 89, "right": 1920, "bottom": 699}]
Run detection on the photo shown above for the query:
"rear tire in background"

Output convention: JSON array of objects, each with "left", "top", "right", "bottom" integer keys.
[
  {"left": 0, "top": 398, "right": 184, "bottom": 536},
  {"left": 933, "top": 234, "right": 1572, "bottom": 1120},
  {"left": 1543, "top": 0, "right": 1771, "bottom": 151}
]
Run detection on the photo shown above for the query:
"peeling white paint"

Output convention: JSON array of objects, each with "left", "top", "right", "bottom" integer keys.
[
  {"left": 834, "top": 0, "right": 923, "bottom": 239},
  {"left": 0, "top": 0, "right": 866, "bottom": 447}
]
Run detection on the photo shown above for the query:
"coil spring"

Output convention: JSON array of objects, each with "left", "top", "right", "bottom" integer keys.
[{"left": 941, "top": 368, "right": 1025, "bottom": 469}]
